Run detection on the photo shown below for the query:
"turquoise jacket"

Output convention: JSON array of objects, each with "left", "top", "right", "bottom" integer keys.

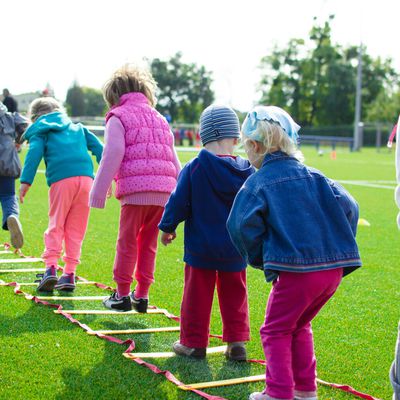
[{"left": 21, "top": 112, "right": 103, "bottom": 186}]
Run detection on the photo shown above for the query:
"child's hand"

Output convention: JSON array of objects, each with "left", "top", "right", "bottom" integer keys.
[
  {"left": 160, "top": 231, "right": 176, "bottom": 246},
  {"left": 106, "top": 184, "right": 113, "bottom": 199},
  {"left": 19, "top": 183, "right": 30, "bottom": 203}
]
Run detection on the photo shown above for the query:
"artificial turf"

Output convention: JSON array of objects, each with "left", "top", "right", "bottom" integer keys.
[{"left": 0, "top": 146, "right": 398, "bottom": 400}]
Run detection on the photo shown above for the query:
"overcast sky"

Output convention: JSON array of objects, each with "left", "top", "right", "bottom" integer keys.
[{"left": 1, "top": 0, "right": 399, "bottom": 112}]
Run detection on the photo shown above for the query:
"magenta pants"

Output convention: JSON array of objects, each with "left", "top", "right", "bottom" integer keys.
[
  {"left": 113, "top": 204, "right": 164, "bottom": 298},
  {"left": 180, "top": 264, "right": 250, "bottom": 348},
  {"left": 261, "top": 268, "right": 343, "bottom": 399},
  {"left": 42, "top": 176, "right": 93, "bottom": 273}
]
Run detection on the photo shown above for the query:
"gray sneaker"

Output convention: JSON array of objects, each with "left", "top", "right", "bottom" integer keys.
[
  {"left": 172, "top": 341, "right": 206, "bottom": 359},
  {"left": 225, "top": 342, "right": 247, "bottom": 361},
  {"left": 35, "top": 266, "right": 58, "bottom": 292},
  {"left": 7, "top": 215, "right": 23, "bottom": 249},
  {"left": 55, "top": 273, "right": 76, "bottom": 292}
]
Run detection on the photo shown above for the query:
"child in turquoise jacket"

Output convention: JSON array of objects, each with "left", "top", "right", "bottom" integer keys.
[{"left": 20, "top": 97, "right": 103, "bottom": 292}]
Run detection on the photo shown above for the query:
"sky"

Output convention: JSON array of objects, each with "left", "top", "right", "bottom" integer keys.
[{"left": 1, "top": 0, "right": 399, "bottom": 112}]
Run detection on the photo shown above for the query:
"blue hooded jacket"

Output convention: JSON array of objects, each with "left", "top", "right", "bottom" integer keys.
[
  {"left": 159, "top": 149, "right": 255, "bottom": 271},
  {"left": 21, "top": 112, "right": 103, "bottom": 186}
]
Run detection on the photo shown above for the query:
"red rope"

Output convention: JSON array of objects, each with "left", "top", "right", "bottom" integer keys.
[{"left": 2, "top": 274, "right": 382, "bottom": 400}]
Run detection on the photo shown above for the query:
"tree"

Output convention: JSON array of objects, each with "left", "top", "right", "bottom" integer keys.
[
  {"left": 82, "top": 87, "right": 106, "bottom": 116},
  {"left": 65, "top": 82, "right": 85, "bottom": 117},
  {"left": 150, "top": 53, "right": 215, "bottom": 123},
  {"left": 258, "top": 16, "right": 399, "bottom": 126}
]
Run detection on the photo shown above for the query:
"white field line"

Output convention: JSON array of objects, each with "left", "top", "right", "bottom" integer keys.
[{"left": 339, "top": 180, "right": 397, "bottom": 190}]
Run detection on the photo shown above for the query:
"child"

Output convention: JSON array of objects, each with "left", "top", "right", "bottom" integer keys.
[
  {"left": 0, "top": 101, "right": 27, "bottom": 249},
  {"left": 227, "top": 106, "right": 362, "bottom": 400},
  {"left": 159, "top": 105, "right": 255, "bottom": 361},
  {"left": 20, "top": 97, "right": 103, "bottom": 292},
  {"left": 90, "top": 64, "right": 181, "bottom": 312}
]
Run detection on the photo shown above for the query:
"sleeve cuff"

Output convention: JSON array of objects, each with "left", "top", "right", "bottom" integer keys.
[{"left": 90, "top": 197, "right": 106, "bottom": 209}]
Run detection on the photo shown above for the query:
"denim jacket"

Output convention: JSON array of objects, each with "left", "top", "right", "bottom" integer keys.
[{"left": 227, "top": 151, "right": 361, "bottom": 281}]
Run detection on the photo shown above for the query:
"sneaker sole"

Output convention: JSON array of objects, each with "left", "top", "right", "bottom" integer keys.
[
  {"left": 55, "top": 283, "right": 75, "bottom": 292},
  {"left": 37, "top": 276, "right": 58, "bottom": 292},
  {"left": 7, "top": 216, "right": 23, "bottom": 249}
]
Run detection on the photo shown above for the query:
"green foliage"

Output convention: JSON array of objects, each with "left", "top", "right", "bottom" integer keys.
[
  {"left": 82, "top": 87, "right": 106, "bottom": 117},
  {"left": 65, "top": 83, "right": 106, "bottom": 117},
  {"left": 151, "top": 52, "right": 215, "bottom": 123},
  {"left": 65, "top": 81, "right": 85, "bottom": 117},
  {"left": 259, "top": 16, "right": 399, "bottom": 126}
]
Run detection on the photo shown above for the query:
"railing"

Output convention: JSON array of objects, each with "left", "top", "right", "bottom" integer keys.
[{"left": 299, "top": 135, "right": 354, "bottom": 151}]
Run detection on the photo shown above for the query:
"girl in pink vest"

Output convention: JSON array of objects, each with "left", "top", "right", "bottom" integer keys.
[{"left": 90, "top": 64, "right": 181, "bottom": 312}]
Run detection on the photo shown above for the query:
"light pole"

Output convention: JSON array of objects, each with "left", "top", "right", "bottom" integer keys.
[{"left": 353, "top": 43, "right": 363, "bottom": 151}]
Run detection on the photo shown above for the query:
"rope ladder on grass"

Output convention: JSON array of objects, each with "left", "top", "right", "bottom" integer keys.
[{"left": 0, "top": 243, "right": 382, "bottom": 400}]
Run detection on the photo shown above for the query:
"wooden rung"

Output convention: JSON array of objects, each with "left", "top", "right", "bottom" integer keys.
[
  {"left": 0, "top": 268, "right": 45, "bottom": 273},
  {"left": 5, "top": 281, "right": 98, "bottom": 287},
  {"left": 54, "top": 308, "right": 167, "bottom": 315},
  {"left": 37, "top": 296, "right": 106, "bottom": 301},
  {"left": 179, "top": 374, "right": 265, "bottom": 390},
  {"left": 88, "top": 326, "right": 180, "bottom": 335},
  {"left": 124, "top": 345, "right": 227, "bottom": 359},
  {"left": 0, "top": 257, "right": 43, "bottom": 264}
]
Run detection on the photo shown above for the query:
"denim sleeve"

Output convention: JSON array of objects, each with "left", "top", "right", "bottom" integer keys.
[
  {"left": 158, "top": 164, "right": 191, "bottom": 233},
  {"left": 84, "top": 127, "right": 104, "bottom": 164},
  {"left": 20, "top": 135, "right": 45, "bottom": 185},
  {"left": 329, "top": 179, "right": 359, "bottom": 236},
  {"left": 227, "top": 187, "right": 267, "bottom": 269}
]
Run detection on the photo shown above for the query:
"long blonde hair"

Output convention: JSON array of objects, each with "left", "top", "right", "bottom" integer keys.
[{"left": 103, "top": 64, "right": 157, "bottom": 108}]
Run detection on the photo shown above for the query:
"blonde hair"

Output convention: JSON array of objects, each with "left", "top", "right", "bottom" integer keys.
[
  {"left": 29, "top": 97, "right": 63, "bottom": 122},
  {"left": 103, "top": 64, "right": 157, "bottom": 108},
  {"left": 242, "top": 120, "right": 304, "bottom": 162}
]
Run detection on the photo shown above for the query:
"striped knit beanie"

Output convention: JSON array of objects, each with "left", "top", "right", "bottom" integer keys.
[{"left": 199, "top": 105, "right": 240, "bottom": 146}]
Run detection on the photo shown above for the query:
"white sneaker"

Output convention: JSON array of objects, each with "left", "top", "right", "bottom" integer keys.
[{"left": 7, "top": 215, "right": 23, "bottom": 249}]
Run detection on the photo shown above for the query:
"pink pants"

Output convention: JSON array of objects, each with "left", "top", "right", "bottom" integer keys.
[
  {"left": 113, "top": 204, "right": 164, "bottom": 298},
  {"left": 42, "top": 176, "right": 93, "bottom": 273},
  {"left": 180, "top": 264, "right": 250, "bottom": 348},
  {"left": 261, "top": 268, "right": 343, "bottom": 399}
]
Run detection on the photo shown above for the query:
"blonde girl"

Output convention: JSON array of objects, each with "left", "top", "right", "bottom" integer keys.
[{"left": 90, "top": 64, "right": 181, "bottom": 312}]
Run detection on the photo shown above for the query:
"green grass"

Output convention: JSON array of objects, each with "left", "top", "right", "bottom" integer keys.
[{"left": 0, "top": 146, "right": 398, "bottom": 400}]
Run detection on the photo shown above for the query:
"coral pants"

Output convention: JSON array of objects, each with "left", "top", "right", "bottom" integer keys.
[
  {"left": 113, "top": 204, "right": 164, "bottom": 298},
  {"left": 180, "top": 265, "right": 250, "bottom": 348},
  {"left": 42, "top": 176, "right": 93, "bottom": 273},
  {"left": 261, "top": 268, "right": 343, "bottom": 399}
]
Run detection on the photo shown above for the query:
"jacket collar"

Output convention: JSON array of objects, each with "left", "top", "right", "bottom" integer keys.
[{"left": 261, "top": 151, "right": 295, "bottom": 168}]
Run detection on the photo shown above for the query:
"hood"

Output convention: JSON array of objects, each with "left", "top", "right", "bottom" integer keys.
[
  {"left": 0, "top": 101, "right": 7, "bottom": 117},
  {"left": 198, "top": 149, "right": 254, "bottom": 201},
  {"left": 24, "top": 111, "right": 72, "bottom": 140}
]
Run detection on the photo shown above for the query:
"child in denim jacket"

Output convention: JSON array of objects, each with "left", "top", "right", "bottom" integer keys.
[{"left": 227, "top": 106, "right": 361, "bottom": 400}]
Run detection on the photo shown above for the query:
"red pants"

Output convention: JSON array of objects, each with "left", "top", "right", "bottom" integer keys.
[
  {"left": 113, "top": 204, "right": 164, "bottom": 298},
  {"left": 180, "top": 264, "right": 250, "bottom": 348},
  {"left": 261, "top": 268, "right": 343, "bottom": 399}
]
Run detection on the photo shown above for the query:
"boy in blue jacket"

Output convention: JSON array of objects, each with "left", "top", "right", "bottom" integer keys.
[{"left": 159, "top": 105, "right": 255, "bottom": 360}]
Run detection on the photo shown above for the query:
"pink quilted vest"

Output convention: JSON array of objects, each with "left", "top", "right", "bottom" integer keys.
[{"left": 106, "top": 93, "right": 178, "bottom": 199}]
